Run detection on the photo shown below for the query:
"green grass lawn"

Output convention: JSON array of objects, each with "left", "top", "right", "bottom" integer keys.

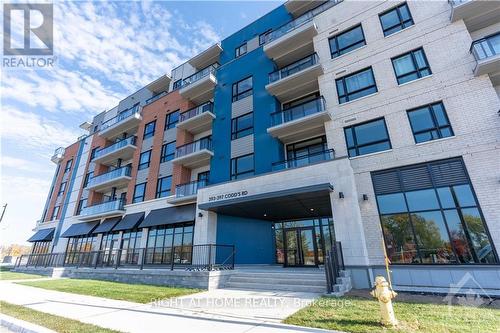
[
  {"left": 0, "top": 267, "right": 45, "bottom": 280},
  {"left": 18, "top": 278, "right": 202, "bottom": 303},
  {"left": 0, "top": 301, "right": 121, "bottom": 333},
  {"left": 284, "top": 296, "right": 500, "bottom": 333}
]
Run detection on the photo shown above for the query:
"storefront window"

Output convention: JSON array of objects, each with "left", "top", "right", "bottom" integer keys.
[
  {"left": 145, "top": 223, "right": 194, "bottom": 265},
  {"left": 65, "top": 235, "right": 97, "bottom": 265}
]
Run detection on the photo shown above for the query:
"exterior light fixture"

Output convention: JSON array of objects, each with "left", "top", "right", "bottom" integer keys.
[
  {"left": 310, "top": 208, "right": 314, "bottom": 211},
  {"left": 363, "top": 194, "right": 369, "bottom": 201},
  {"left": 339, "top": 192, "right": 344, "bottom": 199},
  {"left": 198, "top": 212, "right": 203, "bottom": 218}
]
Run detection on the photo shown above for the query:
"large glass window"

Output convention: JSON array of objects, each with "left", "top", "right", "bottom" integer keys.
[
  {"left": 143, "top": 120, "right": 156, "bottom": 139},
  {"left": 132, "top": 183, "right": 146, "bottom": 203},
  {"left": 160, "top": 141, "right": 176, "bottom": 162},
  {"left": 379, "top": 3, "right": 414, "bottom": 37},
  {"left": 156, "top": 176, "right": 172, "bottom": 198},
  {"left": 138, "top": 150, "right": 151, "bottom": 170},
  {"left": 407, "top": 102, "right": 453, "bottom": 143},
  {"left": 392, "top": 48, "right": 431, "bottom": 85},
  {"left": 31, "top": 241, "right": 50, "bottom": 255},
  {"left": 145, "top": 223, "right": 194, "bottom": 265},
  {"left": 231, "top": 112, "right": 253, "bottom": 140},
  {"left": 336, "top": 67, "right": 377, "bottom": 104},
  {"left": 120, "top": 230, "right": 142, "bottom": 264},
  {"left": 329, "top": 24, "right": 366, "bottom": 58},
  {"left": 235, "top": 42, "right": 247, "bottom": 58},
  {"left": 230, "top": 154, "right": 254, "bottom": 180},
  {"left": 58, "top": 181, "right": 67, "bottom": 196},
  {"left": 64, "top": 159, "right": 72, "bottom": 173},
  {"left": 232, "top": 76, "right": 253, "bottom": 102},
  {"left": 344, "top": 118, "right": 391, "bottom": 157},
  {"left": 51, "top": 206, "right": 60, "bottom": 220},
  {"left": 65, "top": 235, "right": 97, "bottom": 265},
  {"left": 373, "top": 159, "right": 497, "bottom": 264},
  {"left": 165, "top": 110, "right": 179, "bottom": 130}
]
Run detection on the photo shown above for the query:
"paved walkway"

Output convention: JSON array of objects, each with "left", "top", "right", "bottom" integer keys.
[{"left": 0, "top": 279, "right": 338, "bottom": 333}]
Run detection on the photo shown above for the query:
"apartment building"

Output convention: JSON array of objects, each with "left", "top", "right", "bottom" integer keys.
[{"left": 26, "top": 0, "right": 500, "bottom": 292}]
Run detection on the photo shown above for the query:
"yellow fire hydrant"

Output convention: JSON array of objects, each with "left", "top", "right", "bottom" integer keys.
[{"left": 370, "top": 276, "right": 398, "bottom": 326}]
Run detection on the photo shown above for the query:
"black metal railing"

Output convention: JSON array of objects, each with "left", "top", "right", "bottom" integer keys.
[
  {"left": 16, "top": 244, "right": 235, "bottom": 271},
  {"left": 325, "top": 241, "right": 345, "bottom": 293},
  {"left": 269, "top": 53, "right": 319, "bottom": 83},
  {"left": 270, "top": 96, "right": 326, "bottom": 127},
  {"left": 272, "top": 149, "right": 335, "bottom": 171}
]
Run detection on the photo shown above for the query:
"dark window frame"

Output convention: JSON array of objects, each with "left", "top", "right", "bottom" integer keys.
[
  {"left": 90, "top": 147, "right": 99, "bottom": 160},
  {"left": 259, "top": 30, "right": 271, "bottom": 45},
  {"left": 160, "top": 141, "right": 176, "bottom": 163},
  {"left": 83, "top": 171, "right": 93, "bottom": 188},
  {"left": 138, "top": 150, "right": 151, "bottom": 170},
  {"left": 143, "top": 120, "right": 156, "bottom": 139},
  {"left": 172, "top": 79, "right": 182, "bottom": 90},
  {"left": 391, "top": 47, "right": 432, "bottom": 85},
  {"left": 51, "top": 206, "right": 60, "bottom": 220},
  {"left": 328, "top": 24, "right": 366, "bottom": 59},
  {"left": 235, "top": 42, "right": 247, "bottom": 58},
  {"left": 156, "top": 176, "right": 172, "bottom": 198},
  {"left": 335, "top": 67, "right": 377, "bottom": 104},
  {"left": 132, "top": 183, "right": 146, "bottom": 203},
  {"left": 379, "top": 2, "right": 414, "bottom": 37},
  {"left": 76, "top": 198, "right": 87, "bottom": 215},
  {"left": 64, "top": 159, "right": 73, "bottom": 173},
  {"left": 58, "top": 181, "right": 67, "bottom": 196},
  {"left": 231, "top": 112, "right": 254, "bottom": 140},
  {"left": 344, "top": 117, "right": 392, "bottom": 157},
  {"left": 232, "top": 76, "right": 253, "bottom": 102},
  {"left": 165, "top": 110, "right": 179, "bottom": 130},
  {"left": 230, "top": 153, "right": 255, "bottom": 180},
  {"left": 407, "top": 101, "right": 454, "bottom": 144}
]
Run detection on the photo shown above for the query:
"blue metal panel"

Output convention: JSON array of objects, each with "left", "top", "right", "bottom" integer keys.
[
  {"left": 210, "top": 5, "right": 290, "bottom": 184},
  {"left": 216, "top": 214, "right": 275, "bottom": 264}
]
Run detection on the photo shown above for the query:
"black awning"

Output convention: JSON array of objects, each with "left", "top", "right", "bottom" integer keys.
[
  {"left": 93, "top": 217, "right": 121, "bottom": 234},
  {"left": 112, "top": 212, "right": 145, "bottom": 232},
  {"left": 27, "top": 228, "right": 55, "bottom": 242},
  {"left": 139, "top": 204, "right": 196, "bottom": 228},
  {"left": 197, "top": 183, "right": 333, "bottom": 221},
  {"left": 60, "top": 220, "right": 99, "bottom": 238}
]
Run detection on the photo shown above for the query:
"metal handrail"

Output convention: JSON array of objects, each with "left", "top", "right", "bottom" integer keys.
[
  {"left": 272, "top": 149, "right": 335, "bottom": 171},
  {"left": 325, "top": 241, "right": 344, "bottom": 293},
  {"left": 175, "top": 137, "right": 212, "bottom": 158},
  {"left": 269, "top": 53, "right": 319, "bottom": 83},
  {"left": 179, "top": 102, "right": 214, "bottom": 123},
  {"left": 86, "top": 165, "right": 132, "bottom": 188},
  {"left": 93, "top": 136, "right": 136, "bottom": 160},
  {"left": 175, "top": 179, "right": 208, "bottom": 198},
  {"left": 270, "top": 96, "right": 326, "bottom": 126},
  {"left": 100, "top": 104, "right": 141, "bottom": 131}
]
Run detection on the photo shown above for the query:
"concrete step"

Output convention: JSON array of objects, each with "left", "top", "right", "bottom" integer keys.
[
  {"left": 225, "top": 281, "right": 326, "bottom": 293},
  {"left": 231, "top": 272, "right": 325, "bottom": 280},
  {"left": 230, "top": 276, "right": 326, "bottom": 286}
]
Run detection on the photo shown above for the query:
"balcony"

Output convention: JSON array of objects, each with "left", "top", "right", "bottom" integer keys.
[
  {"left": 86, "top": 165, "right": 132, "bottom": 192},
  {"left": 92, "top": 136, "right": 137, "bottom": 166},
  {"left": 167, "top": 180, "right": 208, "bottom": 204},
  {"left": 188, "top": 44, "right": 223, "bottom": 70},
  {"left": 266, "top": 54, "right": 323, "bottom": 102},
  {"left": 285, "top": 0, "right": 328, "bottom": 18},
  {"left": 268, "top": 97, "right": 330, "bottom": 143},
  {"left": 179, "top": 64, "right": 218, "bottom": 103},
  {"left": 471, "top": 33, "right": 500, "bottom": 82},
  {"left": 145, "top": 91, "right": 167, "bottom": 105},
  {"left": 51, "top": 147, "right": 65, "bottom": 164},
  {"left": 264, "top": 0, "right": 340, "bottom": 65},
  {"left": 272, "top": 149, "right": 335, "bottom": 171},
  {"left": 79, "top": 199, "right": 125, "bottom": 221},
  {"left": 177, "top": 102, "right": 215, "bottom": 134},
  {"left": 449, "top": 0, "right": 500, "bottom": 32},
  {"left": 172, "top": 138, "right": 213, "bottom": 168},
  {"left": 99, "top": 105, "right": 142, "bottom": 140}
]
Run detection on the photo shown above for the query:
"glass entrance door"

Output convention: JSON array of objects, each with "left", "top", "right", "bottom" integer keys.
[{"left": 285, "top": 227, "right": 318, "bottom": 266}]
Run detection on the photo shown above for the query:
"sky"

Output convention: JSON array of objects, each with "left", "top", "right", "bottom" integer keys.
[{"left": 0, "top": 0, "right": 283, "bottom": 246}]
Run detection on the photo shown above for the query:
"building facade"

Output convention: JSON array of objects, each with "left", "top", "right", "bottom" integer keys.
[{"left": 27, "top": 0, "right": 500, "bottom": 291}]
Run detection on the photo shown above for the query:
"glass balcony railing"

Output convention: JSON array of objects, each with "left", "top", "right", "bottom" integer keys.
[
  {"left": 265, "top": 0, "right": 341, "bottom": 44},
  {"left": 93, "top": 136, "right": 136, "bottom": 160},
  {"left": 80, "top": 199, "right": 125, "bottom": 217},
  {"left": 269, "top": 53, "right": 319, "bottom": 83},
  {"left": 100, "top": 104, "right": 141, "bottom": 131},
  {"left": 448, "top": 0, "right": 471, "bottom": 7},
  {"left": 471, "top": 33, "right": 500, "bottom": 61},
  {"left": 145, "top": 91, "right": 168, "bottom": 105},
  {"left": 86, "top": 165, "right": 132, "bottom": 188},
  {"left": 181, "top": 64, "right": 219, "bottom": 88},
  {"left": 179, "top": 102, "right": 214, "bottom": 123},
  {"left": 272, "top": 149, "right": 335, "bottom": 171},
  {"left": 270, "top": 96, "right": 326, "bottom": 127},
  {"left": 175, "top": 180, "right": 208, "bottom": 198},
  {"left": 175, "top": 137, "right": 212, "bottom": 159}
]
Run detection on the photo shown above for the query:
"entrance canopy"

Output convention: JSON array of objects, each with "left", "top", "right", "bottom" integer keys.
[{"left": 198, "top": 183, "right": 333, "bottom": 221}]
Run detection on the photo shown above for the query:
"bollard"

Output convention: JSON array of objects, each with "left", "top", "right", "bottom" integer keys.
[{"left": 370, "top": 276, "right": 398, "bottom": 326}]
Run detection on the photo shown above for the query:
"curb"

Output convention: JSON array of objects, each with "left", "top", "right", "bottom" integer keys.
[{"left": 0, "top": 313, "right": 57, "bottom": 333}]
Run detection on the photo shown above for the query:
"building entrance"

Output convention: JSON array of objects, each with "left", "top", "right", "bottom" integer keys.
[{"left": 284, "top": 226, "right": 318, "bottom": 266}]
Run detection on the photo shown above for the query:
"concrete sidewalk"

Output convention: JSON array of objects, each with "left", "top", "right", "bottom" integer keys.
[{"left": 0, "top": 280, "right": 338, "bottom": 333}]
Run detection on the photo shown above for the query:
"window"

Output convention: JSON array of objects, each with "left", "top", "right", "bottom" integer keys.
[
  {"left": 83, "top": 172, "right": 93, "bottom": 188},
  {"left": 31, "top": 241, "right": 50, "bottom": 255},
  {"left": 344, "top": 118, "right": 391, "bottom": 157},
  {"left": 76, "top": 198, "right": 87, "bottom": 215},
  {"left": 145, "top": 223, "right": 194, "bottom": 265},
  {"left": 90, "top": 147, "right": 99, "bottom": 160},
  {"left": 132, "top": 183, "right": 146, "bottom": 203},
  {"left": 259, "top": 30, "right": 271, "bottom": 45},
  {"left": 64, "top": 159, "right": 72, "bottom": 173},
  {"left": 138, "top": 150, "right": 151, "bottom": 170},
  {"left": 160, "top": 141, "right": 176, "bottom": 162},
  {"left": 231, "top": 112, "right": 253, "bottom": 140},
  {"left": 197, "top": 171, "right": 210, "bottom": 183},
  {"left": 286, "top": 136, "right": 328, "bottom": 166},
  {"left": 407, "top": 102, "right": 453, "bottom": 143},
  {"left": 51, "top": 206, "right": 60, "bottom": 220},
  {"left": 392, "top": 48, "right": 431, "bottom": 85},
  {"left": 172, "top": 79, "right": 182, "bottom": 90},
  {"left": 156, "top": 176, "right": 172, "bottom": 198},
  {"left": 232, "top": 76, "right": 253, "bottom": 102},
  {"left": 379, "top": 3, "right": 414, "bottom": 37},
  {"left": 336, "top": 67, "right": 377, "bottom": 104},
  {"left": 372, "top": 158, "right": 498, "bottom": 264},
  {"left": 143, "top": 121, "right": 156, "bottom": 139},
  {"left": 120, "top": 230, "right": 142, "bottom": 264},
  {"left": 235, "top": 42, "right": 247, "bottom": 58},
  {"left": 58, "top": 182, "right": 67, "bottom": 196},
  {"left": 65, "top": 235, "right": 97, "bottom": 265},
  {"left": 230, "top": 154, "right": 254, "bottom": 180},
  {"left": 329, "top": 24, "right": 366, "bottom": 58},
  {"left": 165, "top": 110, "right": 179, "bottom": 130}
]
